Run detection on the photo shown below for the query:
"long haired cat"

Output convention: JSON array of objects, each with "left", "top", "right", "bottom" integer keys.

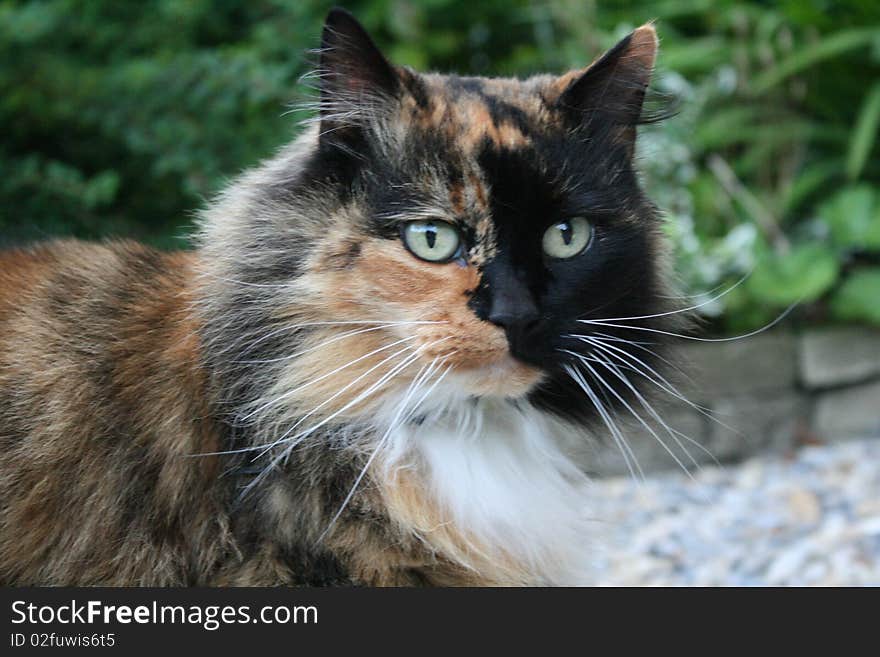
[{"left": 0, "top": 9, "right": 679, "bottom": 586}]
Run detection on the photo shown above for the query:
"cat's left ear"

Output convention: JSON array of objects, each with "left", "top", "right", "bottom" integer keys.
[
  {"left": 554, "top": 24, "right": 658, "bottom": 130},
  {"left": 317, "top": 8, "right": 400, "bottom": 138}
]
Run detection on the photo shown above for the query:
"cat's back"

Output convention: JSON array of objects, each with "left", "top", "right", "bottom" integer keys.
[
  {"left": 0, "top": 240, "right": 202, "bottom": 384},
  {"left": 1, "top": 238, "right": 184, "bottom": 320},
  {"left": 0, "top": 241, "right": 62, "bottom": 320},
  {"left": 2, "top": 235, "right": 198, "bottom": 327},
  {"left": 0, "top": 239, "right": 226, "bottom": 585}
]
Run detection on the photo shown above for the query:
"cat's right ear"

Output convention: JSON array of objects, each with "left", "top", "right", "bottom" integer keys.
[{"left": 317, "top": 8, "right": 400, "bottom": 141}]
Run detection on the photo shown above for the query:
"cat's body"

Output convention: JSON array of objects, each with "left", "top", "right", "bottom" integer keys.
[
  {"left": 0, "top": 240, "right": 592, "bottom": 585},
  {"left": 0, "top": 10, "right": 677, "bottom": 586}
]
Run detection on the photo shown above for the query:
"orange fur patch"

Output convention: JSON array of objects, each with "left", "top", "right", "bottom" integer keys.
[
  {"left": 458, "top": 99, "right": 529, "bottom": 151},
  {"left": 0, "top": 248, "right": 55, "bottom": 321},
  {"left": 286, "top": 236, "right": 542, "bottom": 413}
]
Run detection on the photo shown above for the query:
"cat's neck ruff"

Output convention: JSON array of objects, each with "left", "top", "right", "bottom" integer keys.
[{"left": 374, "top": 385, "right": 598, "bottom": 585}]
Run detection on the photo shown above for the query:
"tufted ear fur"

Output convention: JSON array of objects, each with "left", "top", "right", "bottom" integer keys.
[
  {"left": 317, "top": 8, "right": 400, "bottom": 141},
  {"left": 555, "top": 24, "right": 659, "bottom": 138}
]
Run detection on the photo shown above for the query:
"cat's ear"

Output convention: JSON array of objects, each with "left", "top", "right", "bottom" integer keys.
[
  {"left": 317, "top": 8, "right": 400, "bottom": 138},
  {"left": 555, "top": 24, "right": 658, "bottom": 130}
]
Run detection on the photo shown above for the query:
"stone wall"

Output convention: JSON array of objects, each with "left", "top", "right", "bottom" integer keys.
[{"left": 591, "top": 327, "right": 880, "bottom": 476}]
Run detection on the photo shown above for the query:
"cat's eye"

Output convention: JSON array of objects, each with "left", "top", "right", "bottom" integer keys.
[
  {"left": 401, "top": 220, "right": 461, "bottom": 263},
  {"left": 542, "top": 217, "right": 593, "bottom": 259}
]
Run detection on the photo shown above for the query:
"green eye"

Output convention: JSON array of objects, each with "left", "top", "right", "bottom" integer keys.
[
  {"left": 402, "top": 220, "right": 461, "bottom": 263},
  {"left": 542, "top": 217, "right": 592, "bottom": 259}
]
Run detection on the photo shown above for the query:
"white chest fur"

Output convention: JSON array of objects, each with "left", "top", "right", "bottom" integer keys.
[{"left": 382, "top": 395, "right": 598, "bottom": 585}]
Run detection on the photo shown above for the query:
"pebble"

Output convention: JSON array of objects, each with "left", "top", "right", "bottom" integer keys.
[{"left": 591, "top": 438, "right": 880, "bottom": 585}]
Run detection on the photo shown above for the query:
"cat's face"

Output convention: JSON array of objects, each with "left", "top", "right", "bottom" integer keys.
[{"left": 200, "top": 10, "right": 677, "bottom": 428}]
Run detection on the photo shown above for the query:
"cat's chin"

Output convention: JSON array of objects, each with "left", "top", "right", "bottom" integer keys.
[{"left": 448, "top": 356, "right": 544, "bottom": 399}]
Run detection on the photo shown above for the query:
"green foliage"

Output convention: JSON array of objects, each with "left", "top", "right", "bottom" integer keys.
[
  {"left": 847, "top": 82, "right": 880, "bottom": 181},
  {"left": 831, "top": 268, "right": 880, "bottom": 323},
  {"left": 2, "top": 0, "right": 880, "bottom": 330},
  {"left": 1, "top": 0, "right": 320, "bottom": 247},
  {"left": 821, "top": 185, "right": 880, "bottom": 249},
  {"left": 747, "top": 244, "right": 840, "bottom": 306},
  {"left": 629, "top": 0, "right": 880, "bottom": 330}
]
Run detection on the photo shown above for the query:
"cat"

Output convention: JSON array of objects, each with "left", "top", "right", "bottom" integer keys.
[{"left": 0, "top": 8, "right": 681, "bottom": 586}]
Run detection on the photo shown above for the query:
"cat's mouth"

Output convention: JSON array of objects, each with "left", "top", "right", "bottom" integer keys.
[
  {"left": 408, "top": 318, "right": 546, "bottom": 398},
  {"left": 438, "top": 349, "right": 544, "bottom": 399}
]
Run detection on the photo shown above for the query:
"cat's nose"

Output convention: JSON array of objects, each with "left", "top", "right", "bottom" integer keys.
[
  {"left": 488, "top": 292, "right": 540, "bottom": 333},
  {"left": 475, "top": 256, "right": 542, "bottom": 338}
]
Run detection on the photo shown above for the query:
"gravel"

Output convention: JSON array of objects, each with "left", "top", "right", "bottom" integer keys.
[{"left": 591, "top": 438, "right": 880, "bottom": 586}]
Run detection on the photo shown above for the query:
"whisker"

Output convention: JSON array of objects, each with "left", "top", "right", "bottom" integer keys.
[
  {"left": 573, "top": 355, "right": 695, "bottom": 479},
  {"left": 577, "top": 337, "right": 711, "bottom": 412},
  {"left": 197, "top": 271, "right": 295, "bottom": 289},
  {"left": 567, "top": 332, "right": 692, "bottom": 382},
  {"left": 577, "top": 300, "right": 798, "bottom": 342},
  {"left": 580, "top": 336, "right": 741, "bottom": 437},
  {"left": 585, "top": 270, "right": 752, "bottom": 323},
  {"left": 669, "top": 426, "right": 722, "bottom": 467},
  {"left": 234, "top": 342, "right": 444, "bottom": 500},
  {"left": 586, "top": 337, "right": 699, "bottom": 402},
  {"left": 236, "top": 322, "right": 435, "bottom": 364},
  {"left": 253, "top": 344, "right": 424, "bottom": 461},
  {"left": 263, "top": 347, "right": 431, "bottom": 461},
  {"left": 587, "top": 349, "right": 724, "bottom": 469},
  {"left": 583, "top": 332, "right": 656, "bottom": 346},
  {"left": 562, "top": 363, "right": 644, "bottom": 482},
  {"left": 585, "top": 352, "right": 703, "bottom": 472},
  {"left": 407, "top": 359, "right": 456, "bottom": 419},
  {"left": 267, "top": 336, "right": 454, "bottom": 459},
  {"left": 656, "top": 278, "right": 732, "bottom": 300},
  {"left": 189, "top": 343, "right": 418, "bottom": 458},
  {"left": 236, "top": 320, "right": 445, "bottom": 357},
  {"left": 237, "top": 335, "right": 418, "bottom": 422},
  {"left": 316, "top": 358, "right": 456, "bottom": 545}
]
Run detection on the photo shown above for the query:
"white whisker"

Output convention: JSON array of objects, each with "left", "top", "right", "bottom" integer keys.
[
  {"left": 584, "top": 270, "right": 751, "bottom": 323},
  {"left": 562, "top": 363, "right": 644, "bottom": 482},
  {"left": 574, "top": 355, "right": 694, "bottom": 479},
  {"left": 198, "top": 271, "right": 295, "bottom": 289},
  {"left": 188, "top": 344, "right": 416, "bottom": 458},
  {"left": 263, "top": 335, "right": 453, "bottom": 462},
  {"left": 267, "top": 346, "right": 431, "bottom": 460},
  {"left": 581, "top": 336, "right": 715, "bottom": 414},
  {"left": 236, "top": 319, "right": 445, "bottom": 357},
  {"left": 589, "top": 331, "right": 693, "bottom": 380},
  {"left": 250, "top": 343, "right": 422, "bottom": 460},
  {"left": 236, "top": 322, "right": 434, "bottom": 364},
  {"left": 315, "top": 356, "right": 457, "bottom": 545},
  {"left": 581, "top": 336, "right": 740, "bottom": 437},
  {"left": 577, "top": 300, "right": 798, "bottom": 342},
  {"left": 587, "top": 349, "right": 723, "bottom": 468},
  {"left": 234, "top": 342, "right": 440, "bottom": 500},
  {"left": 238, "top": 335, "right": 418, "bottom": 422},
  {"left": 585, "top": 351, "right": 703, "bottom": 472}
]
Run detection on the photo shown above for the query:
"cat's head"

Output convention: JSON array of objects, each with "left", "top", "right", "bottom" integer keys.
[{"left": 198, "top": 9, "right": 680, "bottom": 431}]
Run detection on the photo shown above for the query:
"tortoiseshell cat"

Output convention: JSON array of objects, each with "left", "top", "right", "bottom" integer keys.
[{"left": 0, "top": 9, "right": 679, "bottom": 586}]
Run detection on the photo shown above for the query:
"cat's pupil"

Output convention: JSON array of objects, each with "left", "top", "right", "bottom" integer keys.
[
  {"left": 560, "top": 222, "right": 573, "bottom": 246},
  {"left": 425, "top": 224, "right": 437, "bottom": 249}
]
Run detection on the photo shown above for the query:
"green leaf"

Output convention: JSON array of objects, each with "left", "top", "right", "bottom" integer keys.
[
  {"left": 831, "top": 268, "right": 880, "bottom": 325},
  {"left": 820, "top": 185, "right": 880, "bottom": 250},
  {"left": 751, "top": 28, "right": 880, "bottom": 95},
  {"left": 846, "top": 82, "right": 880, "bottom": 180},
  {"left": 781, "top": 160, "right": 843, "bottom": 215},
  {"left": 747, "top": 243, "right": 840, "bottom": 305}
]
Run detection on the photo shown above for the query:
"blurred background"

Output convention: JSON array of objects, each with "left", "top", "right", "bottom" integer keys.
[{"left": 2, "top": 0, "right": 879, "bottom": 583}]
